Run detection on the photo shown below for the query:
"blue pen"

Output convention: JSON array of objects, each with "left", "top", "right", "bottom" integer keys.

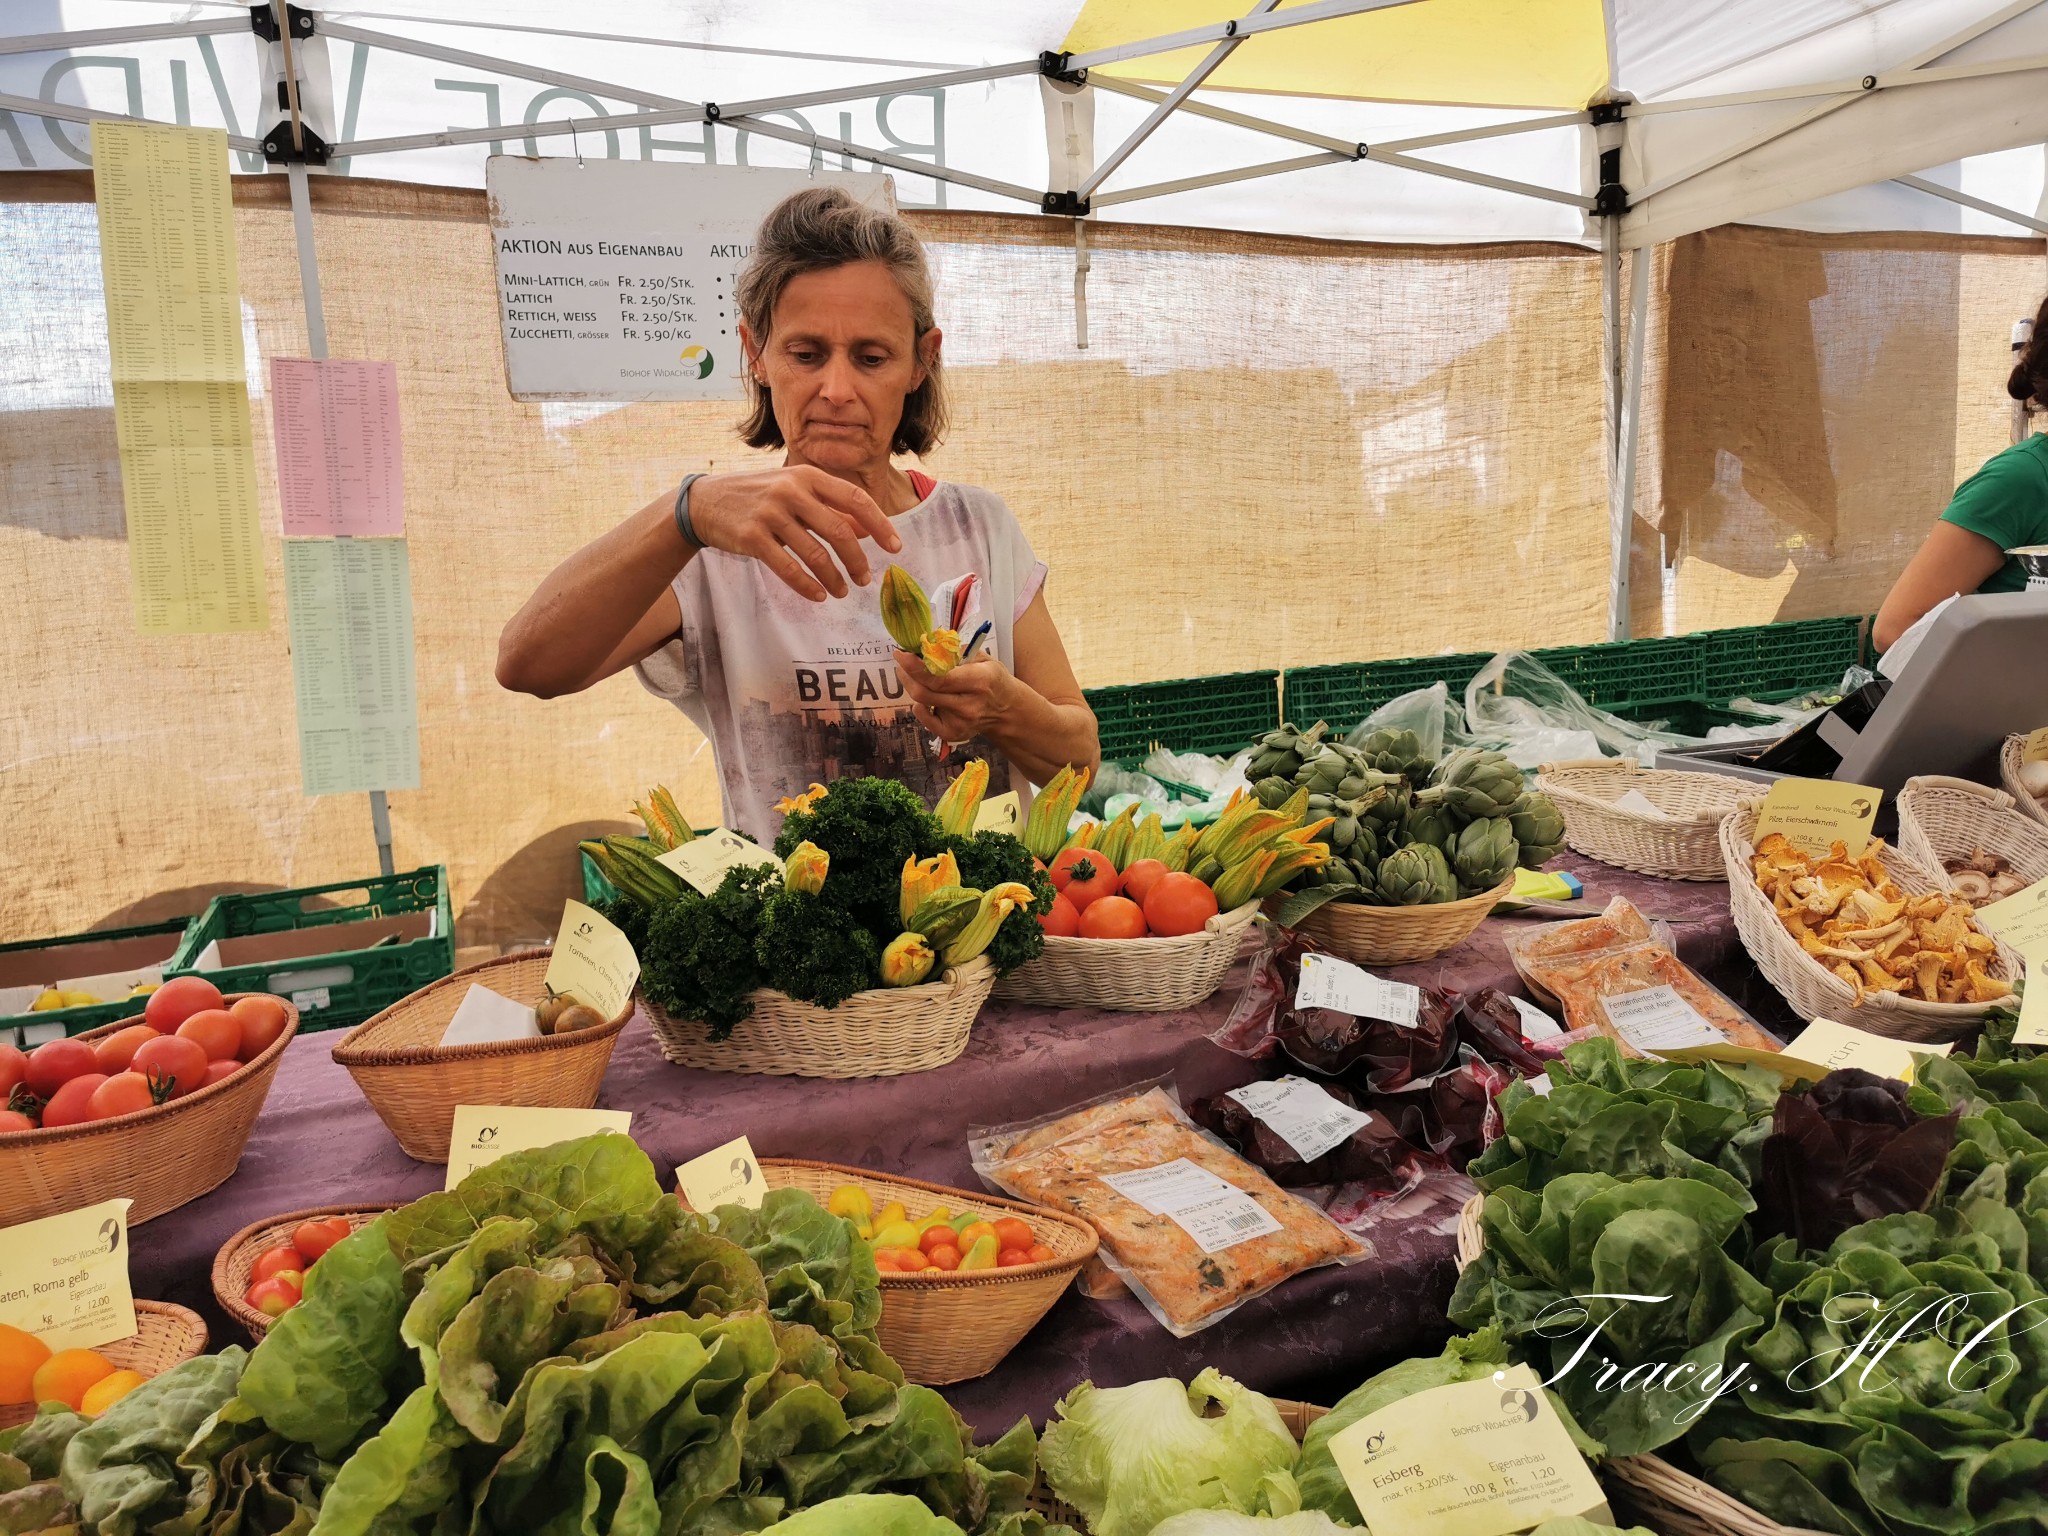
[{"left": 961, "top": 620, "right": 992, "bottom": 660}]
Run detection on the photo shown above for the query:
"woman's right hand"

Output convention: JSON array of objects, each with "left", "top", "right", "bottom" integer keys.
[{"left": 689, "top": 466, "right": 903, "bottom": 602}]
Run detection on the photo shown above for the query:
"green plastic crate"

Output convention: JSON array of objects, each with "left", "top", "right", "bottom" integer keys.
[
  {"left": 1280, "top": 651, "right": 1494, "bottom": 734},
  {"left": 166, "top": 866, "right": 454, "bottom": 1034},
  {"left": 1697, "top": 615, "right": 1866, "bottom": 700},
  {"left": 1528, "top": 635, "right": 1700, "bottom": 713},
  {"left": 0, "top": 915, "right": 195, "bottom": 1050},
  {"left": 1084, "top": 669, "right": 1280, "bottom": 762}
]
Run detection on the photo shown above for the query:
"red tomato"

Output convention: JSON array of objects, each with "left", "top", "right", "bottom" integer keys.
[
  {"left": 0, "top": 1044, "right": 24, "bottom": 1100},
  {"left": 131, "top": 1035, "right": 208, "bottom": 1099},
  {"left": 176, "top": 1009, "right": 242, "bottom": 1062},
  {"left": 250, "top": 1245, "right": 303, "bottom": 1284},
  {"left": 956, "top": 1221, "right": 997, "bottom": 1249},
  {"left": 917, "top": 1225, "right": 958, "bottom": 1256},
  {"left": 1143, "top": 873, "right": 1222, "bottom": 937},
  {"left": 200, "top": 1059, "right": 241, "bottom": 1088},
  {"left": 230, "top": 995, "right": 291, "bottom": 1060},
  {"left": 92, "top": 1025, "right": 161, "bottom": 1076},
  {"left": 1026, "top": 1243, "right": 1055, "bottom": 1264},
  {"left": 0, "top": 1110, "right": 35, "bottom": 1134},
  {"left": 996, "top": 1248, "right": 1033, "bottom": 1268},
  {"left": 41, "top": 1074, "right": 109, "bottom": 1129},
  {"left": 886, "top": 1247, "right": 928, "bottom": 1274},
  {"left": 870, "top": 1249, "right": 901, "bottom": 1272},
  {"left": 245, "top": 1274, "right": 302, "bottom": 1318},
  {"left": 925, "top": 1243, "right": 961, "bottom": 1272},
  {"left": 25, "top": 1039, "right": 96, "bottom": 1099},
  {"left": 144, "top": 976, "right": 223, "bottom": 1034},
  {"left": 1037, "top": 893, "right": 1081, "bottom": 938},
  {"left": 87, "top": 1072, "right": 160, "bottom": 1121},
  {"left": 1079, "top": 896, "right": 1147, "bottom": 940},
  {"left": 292, "top": 1218, "right": 352, "bottom": 1265},
  {"left": 1120, "top": 858, "right": 1170, "bottom": 908},
  {"left": 992, "top": 1217, "right": 1035, "bottom": 1251},
  {"left": 1048, "top": 848, "right": 1121, "bottom": 911}
]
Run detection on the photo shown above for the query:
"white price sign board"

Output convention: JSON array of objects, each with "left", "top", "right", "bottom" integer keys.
[{"left": 487, "top": 159, "right": 894, "bottom": 401}]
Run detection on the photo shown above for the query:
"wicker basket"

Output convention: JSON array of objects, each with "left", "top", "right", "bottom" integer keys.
[
  {"left": 331, "top": 952, "right": 632, "bottom": 1163},
  {"left": 0, "top": 1300, "right": 209, "bottom": 1430},
  {"left": 641, "top": 957, "right": 996, "bottom": 1078},
  {"left": 1898, "top": 775, "right": 2048, "bottom": 894},
  {"left": 0, "top": 996, "right": 299, "bottom": 1228},
  {"left": 1722, "top": 803, "right": 2024, "bottom": 1042},
  {"left": 989, "top": 900, "right": 1260, "bottom": 1012},
  {"left": 1536, "top": 759, "right": 1747, "bottom": 881},
  {"left": 1026, "top": 1400, "right": 1328, "bottom": 1524},
  {"left": 758, "top": 1160, "right": 1096, "bottom": 1384},
  {"left": 211, "top": 1203, "right": 391, "bottom": 1342},
  {"left": 2001, "top": 735, "right": 2048, "bottom": 831},
  {"left": 1277, "top": 876, "right": 1514, "bottom": 967}
]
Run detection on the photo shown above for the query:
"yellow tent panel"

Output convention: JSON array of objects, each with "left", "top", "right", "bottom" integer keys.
[{"left": 1061, "top": 0, "right": 1610, "bottom": 111}]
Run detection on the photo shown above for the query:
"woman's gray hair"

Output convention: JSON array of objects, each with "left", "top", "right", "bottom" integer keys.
[{"left": 736, "top": 186, "right": 948, "bottom": 456}]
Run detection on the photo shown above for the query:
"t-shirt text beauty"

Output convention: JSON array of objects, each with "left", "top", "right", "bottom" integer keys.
[{"left": 793, "top": 662, "right": 908, "bottom": 709}]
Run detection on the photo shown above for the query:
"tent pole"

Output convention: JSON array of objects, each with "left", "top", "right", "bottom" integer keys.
[
  {"left": 1608, "top": 236, "right": 1649, "bottom": 642},
  {"left": 1892, "top": 174, "right": 2048, "bottom": 235}
]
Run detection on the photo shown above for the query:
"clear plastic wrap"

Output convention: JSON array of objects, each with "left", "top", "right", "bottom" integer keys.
[
  {"left": 1464, "top": 651, "right": 1695, "bottom": 768},
  {"left": 968, "top": 1078, "right": 1365, "bottom": 1337}
]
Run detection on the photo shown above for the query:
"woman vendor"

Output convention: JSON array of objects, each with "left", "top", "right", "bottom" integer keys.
[
  {"left": 1874, "top": 294, "right": 2048, "bottom": 651},
  {"left": 497, "top": 187, "right": 1099, "bottom": 837}
]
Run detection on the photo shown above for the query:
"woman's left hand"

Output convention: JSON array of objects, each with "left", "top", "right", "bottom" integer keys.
[{"left": 894, "top": 650, "right": 1014, "bottom": 745}]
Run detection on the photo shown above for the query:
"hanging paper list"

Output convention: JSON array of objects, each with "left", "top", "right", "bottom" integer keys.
[
  {"left": 283, "top": 538, "right": 421, "bottom": 796},
  {"left": 271, "top": 359, "right": 406, "bottom": 536}
]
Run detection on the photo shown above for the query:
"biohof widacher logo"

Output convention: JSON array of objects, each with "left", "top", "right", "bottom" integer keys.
[{"left": 680, "top": 345, "right": 715, "bottom": 379}]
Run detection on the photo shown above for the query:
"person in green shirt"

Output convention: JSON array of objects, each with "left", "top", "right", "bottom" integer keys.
[{"left": 1875, "top": 295, "right": 2048, "bottom": 651}]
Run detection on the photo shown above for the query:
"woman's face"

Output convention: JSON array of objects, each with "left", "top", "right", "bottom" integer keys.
[{"left": 743, "top": 260, "right": 937, "bottom": 474}]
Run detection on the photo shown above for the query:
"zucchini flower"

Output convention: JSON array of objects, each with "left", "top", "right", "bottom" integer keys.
[
  {"left": 880, "top": 932, "right": 937, "bottom": 988},
  {"left": 939, "top": 882, "right": 1037, "bottom": 967},
  {"left": 772, "top": 782, "right": 829, "bottom": 818},
  {"left": 879, "top": 564, "right": 935, "bottom": 653},
  {"left": 919, "top": 627, "right": 963, "bottom": 678},
  {"left": 905, "top": 886, "right": 982, "bottom": 947},
  {"left": 1022, "top": 764, "right": 1092, "bottom": 862},
  {"left": 631, "top": 785, "right": 693, "bottom": 851},
  {"left": 934, "top": 759, "right": 990, "bottom": 837},
  {"left": 783, "top": 840, "right": 830, "bottom": 895},
  {"left": 900, "top": 851, "right": 962, "bottom": 926},
  {"left": 1212, "top": 851, "right": 1276, "bottom": 911}
]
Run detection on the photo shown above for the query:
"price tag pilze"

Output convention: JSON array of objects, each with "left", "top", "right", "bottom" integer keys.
[
  {"left": 676, "top": 1135, "right": 765, "bottom": 1212},
  {"left": 657, "top": 828, "right": 779, "bottom": 896},
  {"left": 1225, "top": 1076, "right": 1372, "bottom": 1162},
  {"left": 1599, "top": 985, "right": 1726, "bottom": 1054},
  {"left": 0, "top": 1199, "right": 138, "bottom": 1353},
  {"left": 1099, "top": 1159, "right": 1282, "bottom": 1253},
  {"left": 445, "top": 1105, "right": 633, "bottom": 1189},
  {"left": 1753, "top": 776, "right": 1881, "bottom": 858},
  {"left": 1296, "top": 952, "right": 1422, "bottom": 1028},
  {"left": 544, "top": 900, "right": 640, "bottom": 1020}
]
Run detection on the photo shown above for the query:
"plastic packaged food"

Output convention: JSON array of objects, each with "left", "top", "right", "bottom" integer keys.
[
  {"left": 969, "top": 1080, "right": 1364, "bottom": 1337},
  {"left": 1501, "top": 896, "right": 1671, "bottom": 1005}
]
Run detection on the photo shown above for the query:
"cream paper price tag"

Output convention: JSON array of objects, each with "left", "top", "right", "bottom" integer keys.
[
  {"left": 675, "top": 1135, "right": 765, "bottom": 1212},
  {"left": 2014, "top": 950, "right": 2048, "bottom": 1047},
  {"left": 1328, "top": 1365, "right": 1608, "bottom": 1536},
  {"left": 1226, "top": 1076, "right": 1373, "bottom": 1162},
  {"left": 1297, "top": 952, "right": 1422, "bottom": 1028},
  {"left": 544, "top": 900, "right": 639, "bottom": 1020},
  {"left": 1977, "top": 877, "right": 2048, "bottom": 957},
  {"left": 1754, "top": 777, "right": 1881, "bottom": 858},
  {"left": 1511, "top": 997, "right": 1563, "bottom": 1040},
  {"left": 2022, "top": 727, "right": 2048, "bottom": 765},
  {"left": 1100, "top": 1159, "right": 1281, "bottom": 1253},
  {"left": 1600, "top": 985, "right": 1726, "bottom": 1054},
  {"left": 0, "top": 1200, "right": 138, "bottom": 1352},
  {"left": 657, "top": 828, "right": 780, "bottom": 896},
  {"left": 973, "top": 791, "right": 1021, "bottom": 834},
  {"left": 1782, "top": 1018, "right": 1950, "bottom": 1082},
  {"left": 445, "top": 1106, "right": 633, "bottom": 1189}
]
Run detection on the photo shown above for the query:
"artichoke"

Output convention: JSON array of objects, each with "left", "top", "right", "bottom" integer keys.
[
  {"left": 1357, "top": 781, "right": 1412, "bottom": 837},
  {"left": 1376, "top": 842, "right": 1458, "bottom": 906},
  {"left": 1354, "top": 727, "right": 1431, "bottom": 783},
  {"left": 1254, "top": 775, "right": 1295, "bottom": 810},
  {"left": 1425, "top": 749, "right": 1525, "bottom": 821},
  {"left": 1401, "top": 800, "right": 1459, "bottom": 854},
  {"left": 1509, "top": 791, "right": 1568, "bottom": 867},
  {"left": 1452, "top": 816, "right": 1518, "bottom": 894}
]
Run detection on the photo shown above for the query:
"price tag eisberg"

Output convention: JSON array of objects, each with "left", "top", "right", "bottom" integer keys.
[
  {"left": 1297, "top": 952, "right": 1421, "bottom": 1028},
  {"left": 1327, "top": 1365, "right": 1608, "bottom": 1536},
  {"left": 1100, "top": 1159, "right": 1281, "bottom": 1253},
  {"left": 676, "top": 1135, "right": 765, "bottom": 1212},
  {"left": 0, "top": 1199, "right": 138, "bottom": 1353},
  {"left": 1225, "top": 1076, "right": 1372, "bottom": 1162}
]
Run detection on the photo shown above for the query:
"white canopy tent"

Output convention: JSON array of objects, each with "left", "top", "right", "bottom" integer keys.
[{"left": 5, "top": 0, "right": 2047, "bottom": 646}]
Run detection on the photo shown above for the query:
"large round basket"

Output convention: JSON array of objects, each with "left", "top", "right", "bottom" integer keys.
[
  {"left": 1898, "top": 775, "right": 2048, "bottom": 899},
  {"left": 641, "top": 957, "right": 996, "bottom": 1078},
  {"left": 990, "top": 900, "right": 1259, "bottom": 1011},
  {"left": 1536, "top": 758, "right": 1747, "bottom": 881},
  {"left": 1454, "top": 1195, "right": 1811, "bottom": 1536},
  {"left": 211, "top": 1203, "right": 392, "bottom": 1342},
  {"left": 1026, "top": 1400, "right": 1327, "bottom": 1526},
  {"left": 2000, "top": 734, "right": 2048, "bottom": 830},
  {"left": 758, "top": 1160, "right": 1096, "bottom": 1385},
  {"left": 1722, "top": 803, "right": 2022, "bottom": 1042},
  {"left": 331, "top": 951, "right": 632, "bottom": 1163},
  {"left": 1275, "top": 876, "right": 1514, "bottom": 967},
  {"left": 0, "top": 996, "right": 298, "bottom": 1227},
  {"left": 0, "top": 1300, "right": 209, "bottom": 1431}
]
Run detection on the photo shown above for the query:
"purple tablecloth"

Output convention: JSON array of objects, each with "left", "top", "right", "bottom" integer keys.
[{"left": 128, "top": 855, "right": 1760, "bottom": 1437}]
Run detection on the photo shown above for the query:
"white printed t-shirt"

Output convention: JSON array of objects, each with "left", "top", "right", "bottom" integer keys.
[{"left": 634, "top": 479, "right": 1048, "bottom": 841}]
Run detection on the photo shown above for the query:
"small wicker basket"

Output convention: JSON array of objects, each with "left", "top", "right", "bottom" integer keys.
[
  {"left": 1536, "top": 759, "right": 1747, "bottom": 881},
  {"left": 211, "top": 1203, "right": 391, "bottom": 1342},
  {"left": 1721, "top": 803, "right": 2024, "bottom": 1042},
  {"left": 0, "top": 996, "right": 298, "bottom": 1227},
  {"left": 758, "top": 1160, "right": 1096, "bottom": 1384},
  {"left": 641, "top": 957, "right": 996, "bottom": 1078},
  {"left": 331, "top": 952, "right": 632, "bottom": 1163},
  {"left": 0, "top": 1300, "right": 209, "bottom": 1430},
  {"left": 2000, "top": 735, "right": 2048, "bottom": 830},
  {"left": 1898, "top": 775, "right": 2048, "bottom": 895},
  {"left": 1276, "top": 876, "right": 1514, "bottom": 967},
  {"left": 990, "top": 900, "right": 1259, "bottom": 1012}
]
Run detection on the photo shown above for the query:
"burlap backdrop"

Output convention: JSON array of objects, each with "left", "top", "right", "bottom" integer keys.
[{"left": 1, "top": 176, "right": 2039, "bottom": 944}]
